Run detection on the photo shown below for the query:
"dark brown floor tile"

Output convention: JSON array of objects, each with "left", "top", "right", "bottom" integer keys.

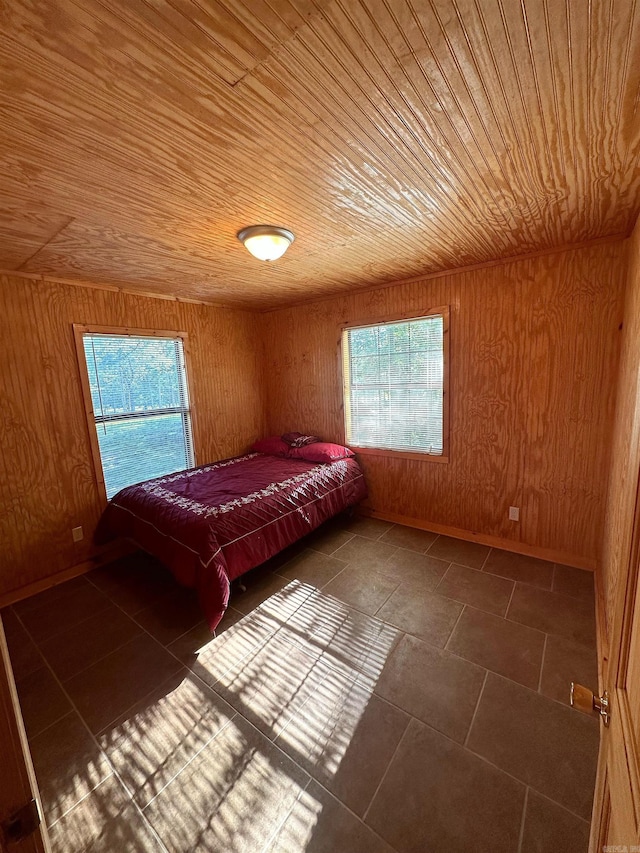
[
  {"left": 331, "top": 535, "right": 398, "bottom": 571},
  {"left": 214, "top": 633, "right": 327, "bottom": 738},
  {"left": 30, "top": 711, "right": 112, "bottom": 824},
  {"left": 48, "top": 775, "right": 163, "bottom": 853},
  {"left": 427, "top": 535, "right": 490, "bottom": 569},
  {"left": 279, "top": 549, "right": 347, "bottom": 588},
  {"left": 39, "top": 603, "right": 142, "bottom": 681},
  {"left": 64, "top": 633, "right": 183, "bottom": 733},
  {"left": 483, "top": 549, "right": 554, "bottom": 589},
  {"left": 344, "top": 516, "right": 393, "bottom": 540},
  {"left": 12, "top": 576, "right": 90, "bottom": 616},
  {"left": 267, "top": 780, "right": 396, "bottom": 853},
  {"left": 16, "top": 666, "right": 72, "bottom": 739},
  {"left": 307, "top": 526, "right": 355, "bottom": 555},
  {"left": 376, "top": 586, "right": 462, "bottom": 646},
  {"left": 379, "top": 524, "right": 438, "bottom": 552},
  {"left": 277, "top": 670, "right": 409, "bottom": 817},
  {"left": 167, "top": 605, "right": 242, "bottom": 666},
  {"left": 2, "top": 605, "right": 25, "bottom": 637},
  {"left": 366, "top": 717, "right": 526, "bottom": 853},
  {"left": 373, "top": 634, "right": 486, "bottom": 742},
  {"left": 437, "top": 563, "right": 515, "bottom": 616},
  {"left": 467, "top": 673, "right": 599, "bottom": 819},
  {"left": 87, "top": 552, "right": 177, "bottom": 615},
  {"left": 323, "top": 565, "right": 399, "bottom": 616},
  {"left": 3, "top": 609, "right": 45, "bottom": 680},
  {"left": 553, "top": 564, "right": 595, "bottom": 601},
  {"left": 521, "top": 790, "right": 590, "bottom": 853},
  {"left": 448, "top": 606, "right": 545, "bottom": 689},
  {"left": 134, "top": 587, "right": 205, "bottom": 646},
  {"left": 540, "top": 635, "right": 598, "bottom": 706},
  {"left": 99, "top": 671, "right": 235, "bottom": 806},
  {"left": 143, "top": 714, "right": 309, "bottom": 853},
  {"left": 508, "top": 585, "right": 596, "bottom": 647},
  {"left": 19, "top": 583, "right": 113, "bottom": 645},
  {"left": 380, "top": 550, "right": 449, "bottom": 590}
]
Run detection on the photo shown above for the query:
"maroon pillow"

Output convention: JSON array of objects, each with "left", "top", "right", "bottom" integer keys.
[
  {"left": 288, "top": 442, "right": 355, "bottom": 463},
  {"left": 251, "top": 436, "right": 290, "bottom": 457}
]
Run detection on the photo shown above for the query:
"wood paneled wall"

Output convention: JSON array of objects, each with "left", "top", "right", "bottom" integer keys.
[
  {"left": 601, "top": 218, "right": 640, "bottom": 644},
  {"left": 261, "top": 240, "right": 627, "bottom": 567},
  {"left": 0, "top": 274, "right": 265, "bottom": 597}
]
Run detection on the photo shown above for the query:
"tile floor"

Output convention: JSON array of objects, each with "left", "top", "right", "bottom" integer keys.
[{"left": 3, "top": 517, "right": 600, "bottom": 853}]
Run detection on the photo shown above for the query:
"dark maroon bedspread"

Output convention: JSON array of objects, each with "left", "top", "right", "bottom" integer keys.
[{"left": 95, "top": 452, "right": 367, "bottom": 630}]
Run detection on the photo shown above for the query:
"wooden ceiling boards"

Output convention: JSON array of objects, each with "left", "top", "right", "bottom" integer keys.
[{"left": 1, "top": 0, "right": 639, "bottom": 308}]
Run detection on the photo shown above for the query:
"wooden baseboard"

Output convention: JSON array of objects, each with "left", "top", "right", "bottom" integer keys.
[
  {"left": 359, "top": 508, "right": 596, "bottom": 571},
  {"left": 0, "top": 541, "right": 136, "bottom": 609}
]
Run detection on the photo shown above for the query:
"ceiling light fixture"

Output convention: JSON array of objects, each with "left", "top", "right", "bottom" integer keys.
[{"left": 237, "top": 225, "right": 295, "bottom": 261}]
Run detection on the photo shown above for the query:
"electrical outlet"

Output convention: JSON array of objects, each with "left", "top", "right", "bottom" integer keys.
[
  {"left": 71, "top": 526, "right": 84, "bottom": 542},
  {"left": 508, "top": 506, "right": 520, "bottom": 522}
]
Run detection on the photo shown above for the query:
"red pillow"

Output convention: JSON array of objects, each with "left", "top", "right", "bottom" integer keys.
[
  {"left": 251, "top": 436, "right": 290, "bottom": 457},
  {"left": 288, "top": 442, "right": 355, "bottom": 463}
]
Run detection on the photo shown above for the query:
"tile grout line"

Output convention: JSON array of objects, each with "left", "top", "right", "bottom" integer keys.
[
  {"left": 424, "top": 533, "right": 441, "bottom": 556},
  {"left": 361, "top": 716, "right": 413, "bottom": 824},
  {"left": 479, "top": 546, "right": 493, "bottom": 571},
  {"left": 41, "top": 628, "right": 148, "bottom": 690},
  {"left": 13, "top": 610, "right": 172, "bottom": 853},
  {"left": 258, "top": 776, "right": 313, "bottom": 853},
  {"left": 463, "top": 669, "right": 489, "bottom": 748},
  {"left": 444, "top": 603, "right": 467, "bottom": 650},
  {"left": 140, "top": 714, "right": 240, "bottom": 811},
  {"left": 516, "top": 787, "right": 530, "bottom": 853},
  {"left": 24, "top": 709, "right": 75, "bottom": 744},
  {"left": 313, "top": 775, "right": 405, "bottom": 853},
  {"left": 537, "top": 633, "right": 549, "bottom": 693},
  {"left": 504, "top": 579, "right": 518, "bottom": 619},
  {"left": 372, "top": 579, "right": 402, "bottom": 618}
]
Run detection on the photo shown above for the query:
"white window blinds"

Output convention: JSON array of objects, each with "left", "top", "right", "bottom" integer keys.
[
  {"left": 342, "top": 314, "right": 445, "bottom": 454},
  {"left": 82, "top": 334, "right": 194, "bottom": 499}
]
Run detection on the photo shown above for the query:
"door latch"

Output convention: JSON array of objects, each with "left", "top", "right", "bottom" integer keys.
[
  {"left": 1, "top": 798, "right": 41, "bottom": 845},
  {"left": 570, "top": 682, "right": 610, "bottom": 727}
]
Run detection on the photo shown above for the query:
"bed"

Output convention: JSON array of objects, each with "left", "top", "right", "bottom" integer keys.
[{"left": 95, "top": 448, "right": 367, "bottom": 631}]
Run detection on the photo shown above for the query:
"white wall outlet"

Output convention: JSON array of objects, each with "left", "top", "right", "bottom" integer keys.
[
  {"left": 508, "top": 506, "right": 520, "bottom": 522},
  {"left": 71, "top": 526, "right": 84, "bottom": 542}
]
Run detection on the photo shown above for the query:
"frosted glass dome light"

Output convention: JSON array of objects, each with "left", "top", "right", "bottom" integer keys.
[{"left": 237, "top": 225, "right": 295, "bottom": 261}]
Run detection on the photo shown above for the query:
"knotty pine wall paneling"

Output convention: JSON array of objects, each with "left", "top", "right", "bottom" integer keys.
[
  {"left": 601, "top": 217, "right": 640, "bottom": 645},
  {"left": 261, "top": 240, "right": 627, "bottom": 566},
  {"left": 0, "top": 274, "right": 266, "bottom": 597}
]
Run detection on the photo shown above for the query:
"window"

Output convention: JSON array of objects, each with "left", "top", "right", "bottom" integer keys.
[
  {"left": 341, "top": 309, "right": 448, "bottom": 458},
  {"left": 75, "top": 327, "right": 195, "bottom": 499}
]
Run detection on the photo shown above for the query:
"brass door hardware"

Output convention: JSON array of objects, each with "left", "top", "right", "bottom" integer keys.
[{"left": 570, "top": 683, "right": 610, "bottom": 726}]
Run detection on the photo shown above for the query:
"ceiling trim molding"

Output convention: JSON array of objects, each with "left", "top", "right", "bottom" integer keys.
[
  {"left": 260, "top": 232, "right": 629, "bottom": 314},
  {"left": 0, "top": 270, "right": 251, "bottom": 313}
]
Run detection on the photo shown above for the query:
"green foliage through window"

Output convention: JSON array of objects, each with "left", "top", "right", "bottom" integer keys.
[{"left": 83, "top": 334, "right": 194, "bottom": 498}]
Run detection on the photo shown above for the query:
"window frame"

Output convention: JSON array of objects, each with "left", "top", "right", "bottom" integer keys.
[
  {"left": 339, "top": 306, "right": 450, "bottom": 463},
  {"left": 73, "top": 323, "right": 199, "bottom": 504}
]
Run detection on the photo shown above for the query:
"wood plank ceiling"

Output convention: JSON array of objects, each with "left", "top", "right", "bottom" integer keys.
[{"left": 1, "top": 0, "right": 639, "bottom": 309}]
